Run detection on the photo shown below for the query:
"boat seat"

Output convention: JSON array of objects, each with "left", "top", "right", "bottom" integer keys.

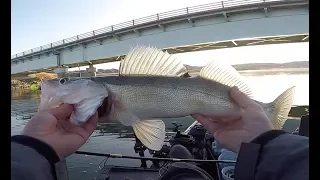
[{"left": 298, "top": 115, "right": 309, "bottom": 137}]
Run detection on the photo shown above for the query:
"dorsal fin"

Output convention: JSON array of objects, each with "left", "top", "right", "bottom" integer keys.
[
  {"left": 199, "top": 60, "right": 253, "bottom": 97},
  {"left": 119, "top": 46, "right": 188, "bottom": 77}
]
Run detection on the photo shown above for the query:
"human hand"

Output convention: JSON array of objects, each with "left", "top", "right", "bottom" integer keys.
[
  {"left": 21, "top": 104, "right": 98, "bottom": 160},
  {"left": 192, "top": 87, "right": 274, "bottom": 153}
]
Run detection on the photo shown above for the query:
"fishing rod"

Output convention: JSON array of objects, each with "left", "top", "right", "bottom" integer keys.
[{"left": 75, "top": 151, "right": 236, "bottom": 163}]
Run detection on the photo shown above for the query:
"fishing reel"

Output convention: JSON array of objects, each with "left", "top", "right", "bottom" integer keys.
[
  {"left": 189, "top": 124, "right": 207, "bottom": 140},
  {"left": 148, "top": 144, "right": 171, "bottom": 158},
  {"left": 168, "top": 121, "right": 197, "bottom": 157},
  {"left": 133, "top": 134, "right": 149, "bottom": 168},
  {"left": 133, "top": 134, "right": 147, "bottom": 154},
  {"left": 170, "top": 121, "right": 195, "bottom": 143},
  {"left": 172, "top": 121, "right": 183, "bottom": 136}
]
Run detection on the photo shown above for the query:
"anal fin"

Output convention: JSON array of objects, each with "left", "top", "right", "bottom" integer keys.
[{"left": 132, "top": 120, "right": 165, "bottom": 151}]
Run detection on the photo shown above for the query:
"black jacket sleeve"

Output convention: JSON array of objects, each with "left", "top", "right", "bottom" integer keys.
[
  {"left": 11, "top": 135, "right": 60, "bottom": 180},
  {"left": 235, "top": 130, "right": 309, "bottom": 180}
]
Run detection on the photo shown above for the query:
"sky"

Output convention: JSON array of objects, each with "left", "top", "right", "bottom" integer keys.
[
  {"left": 12, "top": 0, "right": 309, "bottom": 71},
  {"left": 12, "top": 0, "right": 219, "bottom": 54}
]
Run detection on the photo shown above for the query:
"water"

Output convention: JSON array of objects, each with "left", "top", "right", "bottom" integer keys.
[{"left": 11, "top": 74, "right": 308, "bottom": 180}]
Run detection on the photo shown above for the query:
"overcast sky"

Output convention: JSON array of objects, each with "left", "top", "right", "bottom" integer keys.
[{"left": 12, "top": 0, "right": 308, "bottom": 71}]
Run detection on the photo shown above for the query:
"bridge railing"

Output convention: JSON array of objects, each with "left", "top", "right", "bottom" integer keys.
[{"left": 11, "top": 0, "right": 303, "bottom": 60}]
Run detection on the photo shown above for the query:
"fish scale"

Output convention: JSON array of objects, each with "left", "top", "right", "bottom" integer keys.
[{"left": 105, "top": 78, "right": 235, "bottom": 119}]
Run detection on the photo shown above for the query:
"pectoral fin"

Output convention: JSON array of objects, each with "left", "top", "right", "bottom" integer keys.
[
  {"left": 114, "top": 110, "right": 141, "bottom": 126},
  {"left": 108, "top": 97, "right": 141, "bottom": 126}
]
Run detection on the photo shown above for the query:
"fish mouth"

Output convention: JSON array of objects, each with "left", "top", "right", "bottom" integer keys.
[{"left": 97, "top": 96, "right": 113, "bottom": 118}]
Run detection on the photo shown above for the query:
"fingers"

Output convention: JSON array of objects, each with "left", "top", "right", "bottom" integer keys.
[
  {"left": 83, "top": 112, "right": 98, "bottom": 135},
  {"left": 47, "top": 104, "right": 74, "bottom": 120},
  {"left": 192, "top": 114, "right": 221, "bottom": 134},
  {"left": 192, "top": 114, "right": 205, "bottom": 120},
  {"left": 213, "top": 116, "right": 241, "bottom": 123},
  {"left": 229, "top": 87, "right": 255, "bottom": 109}
]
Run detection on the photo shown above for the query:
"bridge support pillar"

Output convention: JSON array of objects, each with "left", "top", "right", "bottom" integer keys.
[
  {"left": 86, "top": 64, "right": 96, "bottom": 77},
  {"left": 54, "top": 67, "right": 69, "bottom": 78}
]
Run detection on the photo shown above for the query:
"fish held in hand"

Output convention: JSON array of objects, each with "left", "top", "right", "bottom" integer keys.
[
  {"left": 39, "top": 46, "right": 295, "bottom": 151},
  {"left": 39, "top": 77, "right": 108, "bottom": 125}
]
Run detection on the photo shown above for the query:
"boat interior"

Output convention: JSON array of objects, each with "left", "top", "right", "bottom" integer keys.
[{"left": 89, "top": 114, "right": 309, "bottom": 180}]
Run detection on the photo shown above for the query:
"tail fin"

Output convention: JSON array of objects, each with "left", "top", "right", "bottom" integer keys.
[
  {"left": 132, "top": 119, "right": 165, "bottom": 151},
  {"left": 271, "top": 86, "right": 296, "bottom": 129}
]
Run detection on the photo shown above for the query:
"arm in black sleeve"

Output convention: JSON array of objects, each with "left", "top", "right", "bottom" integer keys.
[
  {"left": 11, "top": 135, "right": 60, "bottom": 180},
  {"left": 235, "top": 130, "right": 309, "bottom": 180}
]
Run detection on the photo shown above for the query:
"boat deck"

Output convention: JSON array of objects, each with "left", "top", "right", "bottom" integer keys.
[{"left": 96, "top": 166, "right": 160, "bottom": 180}]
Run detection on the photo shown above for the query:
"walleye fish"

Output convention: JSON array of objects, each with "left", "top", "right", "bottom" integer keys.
[{"left": 39, "top": 46, "right": 295, "bottom": 151}]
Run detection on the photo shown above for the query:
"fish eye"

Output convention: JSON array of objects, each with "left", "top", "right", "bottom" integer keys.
[{"left": 59, "top": 78, "right": 70, "bottom": 85}]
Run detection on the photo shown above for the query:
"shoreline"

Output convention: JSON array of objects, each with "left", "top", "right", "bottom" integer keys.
[
  {"left": 11, "top": 68, "right": 309, "bottom": 90},
  {"left": 238, "top": 68, "right": 309, "bottom": 76},
  {"left": 188, "top": 68, "right": 309, "bottom": 76}
]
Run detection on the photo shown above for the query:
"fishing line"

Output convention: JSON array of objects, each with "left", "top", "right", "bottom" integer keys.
[
  {"left": 91, "top": 157, "right": 109, "bottom": 180},
  {"left": 75, "top": 151, "right": 236, "bottom": 163},
  {"left": 98, "top": 157, "right": 109, "bottom": 169}
]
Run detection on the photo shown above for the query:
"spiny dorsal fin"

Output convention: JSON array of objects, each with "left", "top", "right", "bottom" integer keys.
[
  {"left": 199, "top": 60, "right": 253, "bottom": 97},
  {"left": 119, "top": 46, "right": 188, "bottom": 77}
]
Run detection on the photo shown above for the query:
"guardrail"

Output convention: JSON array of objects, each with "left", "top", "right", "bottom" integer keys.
[{"left": 11, "top": 0, "right": 308, "bottom": 60}]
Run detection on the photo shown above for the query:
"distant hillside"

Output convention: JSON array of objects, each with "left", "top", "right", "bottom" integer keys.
[
  {"left": 97, "top": 68, "right": 119, "bottom": 73},
  {"left": 232, "top": 61, "right": 309, "bottom": 71},
  {"left": 92, "top": 61, "right": 309, "bottom": 75},
  {"left": 184, "top": 61, "right": 309, "bottom": 72}
]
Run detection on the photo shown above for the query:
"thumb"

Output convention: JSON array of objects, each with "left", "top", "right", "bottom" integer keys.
[
  {"left": 192, "top": 114, "right": 221, "bottom": 134},
  {"left": 83, "top": 112, "right": 98, "bottom": 135},
  {"left": 47, "top": 104, "right": 74, "bottom": 120}
]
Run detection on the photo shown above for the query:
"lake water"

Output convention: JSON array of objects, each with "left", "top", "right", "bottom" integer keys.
[{"left": 11, "top": 74, "right": 309, "bottom": 180}]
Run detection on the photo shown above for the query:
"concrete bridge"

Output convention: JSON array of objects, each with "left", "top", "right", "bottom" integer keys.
[{"left": 11, "top": 0, "right": 309, "bottom": 76}]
